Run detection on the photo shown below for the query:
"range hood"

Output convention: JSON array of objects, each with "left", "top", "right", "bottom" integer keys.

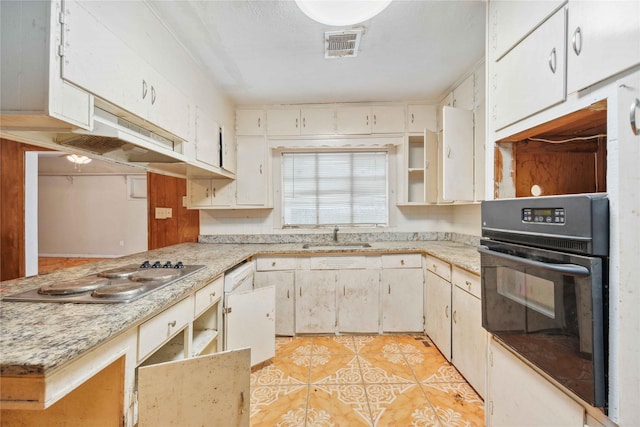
[{"left": 53, "top": 108, "right": 232, "bottom": 179}]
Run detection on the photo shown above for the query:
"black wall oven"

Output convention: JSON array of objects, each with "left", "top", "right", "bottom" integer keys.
[{"left": 479, "top": 193, "right": 608, "bottom": 408}]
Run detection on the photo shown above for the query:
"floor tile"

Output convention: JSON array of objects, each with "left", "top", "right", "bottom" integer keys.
[
  {"left": 250, "top": 385, "right": 308, "bottom": 426},
  {"left": 355, "top": 335, "right": 401, "bottom": 354},
  {"left": 365, "top": 383, "right": 437, "bottom": 426},
  {"left": 253, "top": 354, "right": 309, "bottom": 386},
  {"left": 310, "top": 354, "right": 362, "bottom": 384},
  {"left": 276, "top": 336, "right": 313, "bottom": 356},
  {"left": 394, "top": 335, "right": 440, "bottom": 354},
  {"left": 308, "top": 384, "right": 373, "bottom": 426},
  {"left": 421, "top": 382, "right": 484, "bottom": 427},
  {"left": 312, "top": 335, "right": 357, "bottom": 355},
  {"left": 359, "top": 353, "right": 417, "bottom": 384},
  {"left": 406, "top": 353, "right": 465, "bottom": 383}
]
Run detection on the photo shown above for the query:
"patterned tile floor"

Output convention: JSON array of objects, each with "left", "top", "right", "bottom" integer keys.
[{"left": 250, "top": 335, "right": 484, "bottom": 426}]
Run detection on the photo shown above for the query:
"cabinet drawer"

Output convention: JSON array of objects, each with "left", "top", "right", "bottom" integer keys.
[
  {"left": 138, "top": 296, "right": 193, "bottom": 362},
  {"left": 452, "top": 267, "right": 481, "bottom": 299},
  {"left": 256, "top": 257, "right": 298, "bottom": 271},
  {"left": 381, "top": 254, "right": 422, "bottom": 269},
  {"left": 425, "top": 255, "right": 451, "bottom": 281},
  {"left": 310, "top": 256, "right": 366, "bottom": 270},
  {"left": 194, "top": 275, "right": 223, "bottom": 317}
]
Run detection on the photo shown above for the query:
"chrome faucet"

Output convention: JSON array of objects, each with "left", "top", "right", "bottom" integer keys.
[{"left": 333, "top": 226, "right": 339, "bottom": 242}]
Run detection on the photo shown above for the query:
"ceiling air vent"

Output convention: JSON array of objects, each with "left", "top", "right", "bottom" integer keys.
[{"left": 324, "top": 29, "right": 363, "bottom": 59}]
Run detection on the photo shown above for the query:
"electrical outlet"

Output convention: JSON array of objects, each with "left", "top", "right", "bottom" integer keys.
[{"left": 165, "top": 207, "right": 172, "bottom": 218}]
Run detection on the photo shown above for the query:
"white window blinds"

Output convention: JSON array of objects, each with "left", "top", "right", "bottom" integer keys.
[{"left": 282, "top": 151, "right": 388, "bottom": 226}]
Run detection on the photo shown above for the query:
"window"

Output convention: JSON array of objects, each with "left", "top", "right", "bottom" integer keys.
[{"left": 282, "top": 151, "right": 388, "bottom": 226}]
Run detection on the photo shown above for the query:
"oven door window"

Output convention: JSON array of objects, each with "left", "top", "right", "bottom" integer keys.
[{"left": 480, "top": 241, "right": 606, "bottom": 407}]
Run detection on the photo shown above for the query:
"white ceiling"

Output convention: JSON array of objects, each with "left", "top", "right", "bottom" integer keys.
[{"left": 148, "top": 0, "right": 487, "bottom": 106}]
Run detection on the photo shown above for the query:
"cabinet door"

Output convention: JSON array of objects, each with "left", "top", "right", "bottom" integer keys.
[
  {"left": 488, "top": 340, "right": 585, "bottom": 426},
  {"left": 452, "top": 285, "right": 486, "bottom": 398},
  {"left": 143, "top": 68, "right": 192, "bottom": 141},
  {"left": 195, "top": 106, "right": 220, "bottom": 167},
  {"left": 138, "top": 348, "right": 250, "bottom": 427},
  {"left": 407, "top": 105, "right": 437, "bottom": 133},
  {"left": 442, "top": 106, "right": 474, "bottom": 201},
  {"left": 226, "top": 286, "right": 275, "bottom": 366},
  {"left": 425, "top": 271, "right": 452, "bottom": 360},
  {"left": 210, "top": 179, "right": 234, "bottom": 207},
  {"left": 189, "top": 179, "right": 212, "bottom": 207},
  {"left": 493, "top": 8, "right": 566, "bottom": 130},
  {"left": 254, "top": 271, "right": 295, "bottom": 336},
  {"left": 452, "top": 74, "right": 475, "bottom": 111},
  {"left": 267, "top": 109, "right": 300, "bottom": 136},
  {"left": 336, "top": 106, "right": 371, "bottom": 134},
  {"left": 235, "top": 136, "right": 268, "bottom": 206},
  {"left": 236, "top": 109, "right": 265, "bottom": 135},
  {"left": 337, "top": 269, "right": 380, "bottom": 333},
  {"left": 371, "top": 106, "right": 405, "bottom": 133},
  {"left": 381, "top": 268, "right": 423, "bottom": 332},
  {"left": 567, "top": 1, "right": 640, "bottom": 94},
  {"left": 301, "top": 108, "right": 335, "bottom": 135},
  {"left": 295, "top": 270, "right": 336, "bottom": 333}
]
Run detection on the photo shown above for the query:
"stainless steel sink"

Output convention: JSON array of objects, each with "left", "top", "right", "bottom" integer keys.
[{"left": 302, "top": 243, "right": 371, "bottom": 249}]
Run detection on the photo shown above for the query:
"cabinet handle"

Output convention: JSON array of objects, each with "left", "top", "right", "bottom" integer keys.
[
  {"left": 447, "top": 146, "right": 452, "bottom": 158},
  {"left": 388, "top": 284, "right": 391, "bottom": 294},
  {"left": 630, "top": 98, "right": 640, "bottom": 136},
  {"left": 258, "top": 117, "right": 261, "bottom": 128},
  {"left": 303, "top": 117, "right": 306, "bottom": 128},
  {"left": 210, "top": 291, "right": 216, "bottom": 299},
  {"left": 400, "top": 259, "right": 405, "bottom": 266},
  {"left": 373, "top": 114, "right": 377, "bottom": 125},
  {"left": 142, "top": 80, "right": 148, "bottom": 99},
  {"left": 432, "top": 264, "right": 437, "bottom": 271},
  {"left": 548, "top": 48, "right": 557, "bottom": 74},
  {"left": 299, "top": 287, "right": 302, "bottom": 297},
  {"left": 213, "top": 187, "right": 216, "bottom": 198},
  {"left": 343, "top": 285, "right": 346, "bottom": 296},
  {"left": 272, "top": 261, "right": 276, "bottom": 267},
  {"left": 151, "top": 86, "right": 156, "bottom": 105},
  {"left": 465, "top": 280, "right": 472, "bottom": 290},
  {"left": 259, "top": 164, "right": 263, "bottom": 175},
  {"left": 411, "top": 113, "right": 415, "bottom": 123},
  {"left": 295, "top": 117, "right": 299, "bottom": 128},
  {"left": 445, "top": 305, "right": 449, "bottom": 318},
  {"left": 168, "top": 320, "right": 176, "bottom": 328},
  {"left": 205, "top": 188, "right": 209, "bottom": 198},
  {"left": 287, "top": 289, "right": 290, "bottom": 299},
  {"left": 366, "top": 115, "right": 369, "bottom": 126},
  {"left": 453, "top": 310, "right": 457, "bottom": 323},
  {"left": 572, "top": 27, "right": 582, "bottom": 56}
]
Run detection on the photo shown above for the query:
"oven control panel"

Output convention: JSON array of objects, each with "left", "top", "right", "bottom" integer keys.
[{"left": 522, "top": 207, "right": 565, "bottom": 224}]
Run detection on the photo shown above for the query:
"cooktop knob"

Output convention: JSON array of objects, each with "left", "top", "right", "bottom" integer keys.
[
  {"left": 162, "top": 261, "right": 173, "bottom": 268},
  {"left": 140, "top": 260, "right": 151, "bottom": 268},
  {"left": 152, "top": 261, "right": 162, "bottom": 268},
  {"left": 174, "top": 261, "right": 184, "bottom": 269}
]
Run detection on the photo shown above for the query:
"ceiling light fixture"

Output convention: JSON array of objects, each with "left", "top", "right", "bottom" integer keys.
[
  {"left": 66, "top": 154, "right": 92, "bottom": 165},
  {"left": 294, "top": 0, "right": 392, "bottom": 26}
]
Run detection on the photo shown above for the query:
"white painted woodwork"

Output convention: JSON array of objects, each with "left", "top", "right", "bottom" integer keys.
[
  {"left": 493, "top": 8, "right": 567, "bottom": 130},
  {"left": 256, "top": 257, "right": 299, "bottom": 271},
  {"left": 487, "top": 340, "right": 585, "bottom": 426},
  {"left": 300, "top": 108, "right": 336, "bottom": 135},
  {"left": 235, "top": 136, "right": 269, "bottom": 206},
  {"left": 425, "top": 270, "right": 452, "bottom": 360},
  {"left": 310, "top": 256, "right": 367, "bottom": 270},
  {"left": 437, "top": 92, "right": 453, "bottom": 132},
  {"left": 195, "top": 106, "right": 221, "bottom": 167},
  {"left": 442, "top": 106, "right": 475, "bottom": 201},
  {"left": 452, "top": 74, "right": 475, "bottom": 110},
  {"left": 194, "top": 275, "right": 224, "bottom": 317},
  {"left": 371, "top": 105, "right": 406, "bottom": 133},
  {"left": 336, "top": 106, "right": 373, "bottom": 134},
  {"left": 267, "top": 109, "right": 300, "bottom": 135},
  {"left": 337, "top": 269, "right": 380, "bottom": 333},
  {"left": 489, "top": 0, "right": 566, "bottom": 61},
  {"left": 567, "top": 1, "right": 640, "bottom": 94},
  {"left": 381, "top": 268, "right": 424, "bottom": 332},
  {"left": 138, "top": 296, "right": 193, "bottom": 363},
  {"left": 295, "top": 270, "right": 336, "bottom": 333},
  {"left": 426, "top": 255, "right": 452, "bottom": 281},
  {"left": 474, "top": 101, "right": 487, "bottom": 201},
  {"left": 222, "top": 127, "right": 236, "bottom": 173},
  {"left": 225, "top": 286, "right": 275, "bottom": 366},
  {"left": 62, "top": 0, "right": 191, "bottom": 140},
  {"left": 381, "top": 253, "right": 422, "bottom": 269},
  {"left": 188, "top": 178, "right": 234, "bottom": 207},
  {"left": 451, "top": 266, "right": 481, "bottom": 299},
  {"left": 407, "top": 105, "right": 437, "bottom": 133},
  {"left": 452, "top": 283, "right": 486, "bottom": 398},
  {"left": 235, "top": 109, "right": 265, "bottom": 135},
  {"left": 404, "top": 130, "right": 438, "bottom": 204},
  {"left": 138, "top": 348, "right": 250, "bottom": 427},
  {"left": 254, "top": 270, "right": 296, "bottom": 336}
]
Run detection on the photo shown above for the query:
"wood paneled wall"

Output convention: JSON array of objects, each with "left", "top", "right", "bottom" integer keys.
[
  {"left": 147, "top": 172, "right": 199, "bottom": 250},
  {"left": 0, "top": 139, "right": 49, "bottom": 281}
]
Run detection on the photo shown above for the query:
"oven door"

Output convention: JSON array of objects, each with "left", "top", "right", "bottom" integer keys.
[{"left": 479, "top": 239, "right": 606, "bottom": 407}]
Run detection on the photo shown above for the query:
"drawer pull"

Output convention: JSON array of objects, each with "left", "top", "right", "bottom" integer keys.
[
  {"left": 465, "top": 281, "right": 472, "bottom": 290},
  {"left": 400, "top": 259, "right": 405, "bottom": 266},
  {"left": 210, "top": 291, "right": 216, "bottom": 300},
  {"left": 631, "top": 98, "right": 640, "bottom": 136},
  {"left": 388, "top": 284, "right": 391, "bottom": 294},
  {"left": 168, "top": 320, "right": 176, "bottom": 328},
  {"left": 572, "top": 26, "right": 582, "bottom": 56},
  {"left": 432, "top": 264, "right": 437, "bottom": 271},
  {"left": 445, "top": 305, "right": 449, "bottom": 318},
  {"left": 548, "top": 48, "right": 557, "bottom": 74},
  {"left": 272, "top": 261, "right": 276, "bottom": 267},
  {"left": 287, "top": 289, "right": 290, "bottom": 299},
  {"left": 453, "top": 310, "right": 457, "bottom": 323}
]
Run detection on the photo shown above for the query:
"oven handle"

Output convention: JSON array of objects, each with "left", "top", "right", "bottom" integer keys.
[{"left": 478, "top": 246, "right": 590, "bottom": 277}]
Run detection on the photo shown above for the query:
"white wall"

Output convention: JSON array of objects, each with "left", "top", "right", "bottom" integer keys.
[
  {"left": 451, "top": 204, "right": 481, "bottom": 236},
  {"left": 38, "top": 166, "right": 147, "bottom": 257}
]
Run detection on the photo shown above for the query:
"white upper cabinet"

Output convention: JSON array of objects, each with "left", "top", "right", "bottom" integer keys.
[
  {"left": 407, "top": 105, "right": 437, "bottom": 133},
  {"left": 336, "top": 106, "right": 373, "bottom": 134},
  {"left": 337, "top": 105, "right": 405, "bottom": 134},
  {"left": 493, "top": 7, "right": 567, "bottom": 130},
  {"left": 266, "top": 109, "right": 300, "bottom": 136},
  {"left": 566, "top": 0, "right": 640, "bottom": 94},
  {"left": 452, "top": 74, "right": 475, "bottom": 110},
  {"left": 442, "top": 106, "right": 474, "bottom": 201},
  {"left": 371, "top": 105, "right": 406, "bottom": 133},
  {"left": 195, "top": 106, "right": 220, "bottom": 168},
  {"left": 300, "top": 108, "right": 336, "bottom": 135},
  {"left": 62, "top": 0, "right": 191, "bottom": 141},
  {"left": 235, "top": 136, "right": 270, "bottom": 207},
  {"left": 490, "top": 0, "right": 566, "bottom": 61},
  {"left": 236, "top": 109, "right": 265, "bottom": 135}
]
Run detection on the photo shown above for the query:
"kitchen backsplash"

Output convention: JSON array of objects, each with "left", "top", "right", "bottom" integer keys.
[{"left": 199, "top": 232, "right": 480, "bottom": 247}]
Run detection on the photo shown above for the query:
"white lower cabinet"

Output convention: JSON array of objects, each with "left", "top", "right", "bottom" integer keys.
[
  {"left": 381, "top": 263, "right": 424, "bottom": 332},
  {"left": 295, "top": 270, "right": 337, "bottom": 334},
  {"left": 425, "top": 270, "right": 452, "bottom": 360},
  {"left": 337, "top": 269, "right": 380, "bottom": 333},
  {"left": 254, "top": 267, "right": 296, "bottom": 336},
  {"left": 488, "top": 339, "right": 585, "bottom": 426}
]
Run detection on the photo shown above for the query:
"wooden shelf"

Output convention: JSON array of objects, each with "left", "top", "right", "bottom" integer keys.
[{"left": 192, "top": 329, "right": 220, "bottom": 357}]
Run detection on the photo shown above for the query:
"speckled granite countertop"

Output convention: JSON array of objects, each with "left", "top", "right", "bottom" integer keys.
[{"left": 0, "top": 241, "right": 479, "bottom": 377}]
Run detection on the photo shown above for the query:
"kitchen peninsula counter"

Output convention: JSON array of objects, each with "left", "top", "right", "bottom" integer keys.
[{"left": 0, "top": 240, "right": 479, "bottom": 379}]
